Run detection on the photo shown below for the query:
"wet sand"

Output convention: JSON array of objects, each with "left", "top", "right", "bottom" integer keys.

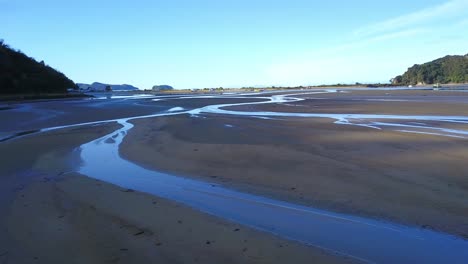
[
  {"left": 0, "top": 93, "right": 269, "bottom": 172},
  {"left": 6, "top": 174, "right": 348, "bottom": 264},
  {"left": 228, "top": 90, "right": 468, "bottom": 116},
  {"left": 120, "top": 113, "right": 468, "bottom": 238},
  {"left": 0, "top": 114, "right": 349, "bottom": 263},
  {"left": 0, "top": 97, "right": 265, "bottom": 140},
  {"left": 2, "top": 89, "right": 468, "bottom": 263}
]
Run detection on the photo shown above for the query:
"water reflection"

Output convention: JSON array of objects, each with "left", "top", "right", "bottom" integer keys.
[{"left": 79, "top": 118, "right": 468, "bottom": 264}]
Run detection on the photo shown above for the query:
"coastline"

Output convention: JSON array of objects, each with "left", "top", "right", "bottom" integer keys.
[
  {"left": 2, "top": 88, "right": 468, "bottom": 262},
  {"left": 0, "top": 121, "right": 351, "bottom": 263},
  {"left": 0, "top": 93, "right": 92, "bottom": 103},
  {"left": 120, "top": 114, "right": 468, "bottom": 239}
]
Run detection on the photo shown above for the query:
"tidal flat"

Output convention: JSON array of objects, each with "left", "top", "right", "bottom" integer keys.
[{"left": 1, "top": 88, "right": 468, "bottom": 263}]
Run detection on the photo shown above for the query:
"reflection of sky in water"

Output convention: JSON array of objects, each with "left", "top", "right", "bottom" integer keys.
[
  {"left": 93, "top": 94, "right": 157, "bottom": 100},
  {"left": 3, "top": 88, "right": 468, "bottom": 141},
  {"left": 78, "top": 118, "right": 468, "bottom": 264},
  {"left": 3, "top": 89, "right": 468, "bottom": 262}
]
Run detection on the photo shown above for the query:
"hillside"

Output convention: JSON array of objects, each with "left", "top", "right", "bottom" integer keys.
[
  {"left": 0, "top": 40, "right": 75, "bottom": 94},
  {"left": 77, "top": 82, "right": 139, "bottom": 91},
  {"left": 152, "top": 85, "right": 174, "bottom": 91},
  {"left": 392, "top": 54, "right": 468, "bottom": 85}
]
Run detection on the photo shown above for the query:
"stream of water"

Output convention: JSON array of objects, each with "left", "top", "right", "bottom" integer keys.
[{"left": 74, "top": 90, "right": 468, "bottom": 264}]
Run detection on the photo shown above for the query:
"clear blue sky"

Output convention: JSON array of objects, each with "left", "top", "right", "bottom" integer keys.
[{"left": 2, "top": 0, "right": 468, "bottom": 89}]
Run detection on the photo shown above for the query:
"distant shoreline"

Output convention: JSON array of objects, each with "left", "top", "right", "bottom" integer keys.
[
  {"left": 0, "top": 93, "right": 92, "bottom": 102},
  {"left": 3, "top": 82, "right": 468, "bottom": 103}
]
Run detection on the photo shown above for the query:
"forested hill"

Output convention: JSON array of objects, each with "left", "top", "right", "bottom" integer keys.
[
  {"left": 392, "top": 54, "right": 468, "bottom": 85},
  {"left": 0, "top": 40, "right": 75, "bottom": 94}
]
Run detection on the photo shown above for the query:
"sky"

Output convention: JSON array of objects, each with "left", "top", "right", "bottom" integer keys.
[{"left": 2, "top": 0, "right": 468, "bottom": 89}]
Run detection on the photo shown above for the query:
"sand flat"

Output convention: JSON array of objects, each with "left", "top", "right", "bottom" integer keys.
[
  {"left": 120, "top": 113, "right": 468, "bottom": 238},
  {"left": 0, "top": 109, "right": 351, "bottom": 263},
  {"left": 2, "top": 89, "right": 468, "bottom": 263}
]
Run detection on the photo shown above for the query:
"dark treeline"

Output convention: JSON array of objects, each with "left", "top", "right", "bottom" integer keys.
[
  {"left": 0, "top": 40, "right": 75, "bottom": 94},
  {"left": 392, "top": 54, "right": 468, "bottom": 85}
]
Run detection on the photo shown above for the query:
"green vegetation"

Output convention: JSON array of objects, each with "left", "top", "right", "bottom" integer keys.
[
  {"left": 392, "top": 54, "right": 468, "bottom": 85},
  {"left": 0, "top": 40, "right": 75, "bottom": 94},
  {"left": 152, "top": 85, "right": 174, "bottom": 91}
]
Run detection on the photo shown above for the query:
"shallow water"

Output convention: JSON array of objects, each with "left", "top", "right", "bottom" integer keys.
[
  {"left": 0, "top": 129, "right": 40, "bottom": 142},
  {"left": 79, "top": 118, "right": 468, "bottom": 264},
  {"left": 188, "top": 92, "right": 468, "bottom": 138},
  {"left": 3, "top": 89, "right": 467, "bottom": 262},
  {"left": 68, "top": 89, "right": 468, "bottom": 264},
  {"left": 3, "top": 89, "right": 468, "bottom": 140}
]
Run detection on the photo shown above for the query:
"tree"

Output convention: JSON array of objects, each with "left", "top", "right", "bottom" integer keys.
[
  {"left": 392, "top": 54, "right": 468, "bottom": 85},
  {"left": 1, "top": 41, "right": 75, "bottom": 94}
]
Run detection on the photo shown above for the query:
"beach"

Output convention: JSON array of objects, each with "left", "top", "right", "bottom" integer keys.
[
  {"left": 0, "top": 94, "right": 355, "bottom": 264},
  {"left": 1, "top": 88, "right": 468, "bottom": 263},
  {"left": 120, "top": 113, "right": 468, "bottom": 238}
]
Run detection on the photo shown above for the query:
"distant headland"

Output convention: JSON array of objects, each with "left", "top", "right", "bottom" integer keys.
[
  {"left": 392, "top": 54, "right": 468, "bottom": 86},
  {"left": 0, "top": 40, "right": 75, "bottom": 95}
]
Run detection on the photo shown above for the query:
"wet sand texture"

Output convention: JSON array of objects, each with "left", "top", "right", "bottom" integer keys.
[
  {"left": 121, "top": 114, "right": 468, "bottom": 238},
  {"left": 0, "top": 121, "right": 349, "bottom": 263}
]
